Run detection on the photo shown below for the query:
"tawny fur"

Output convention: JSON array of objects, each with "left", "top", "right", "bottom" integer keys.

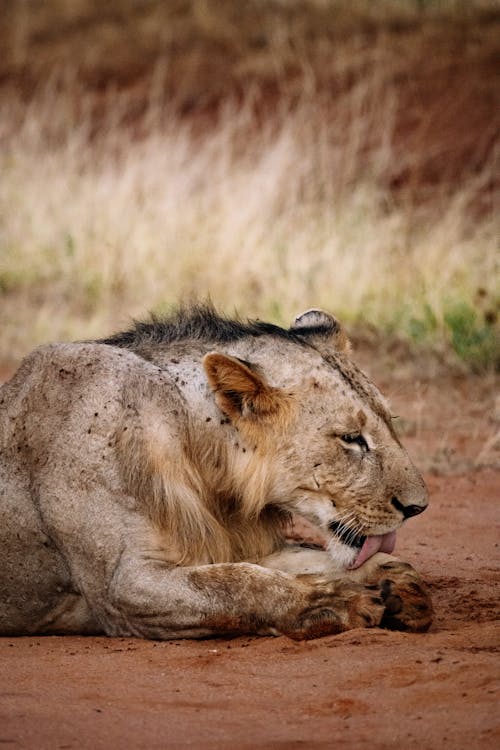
[{"left": 0, "top": 305, "right": 433, "bottom": 639}]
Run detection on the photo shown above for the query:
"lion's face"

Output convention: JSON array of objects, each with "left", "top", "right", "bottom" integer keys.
[
  {"left": 204, "top": 313, "right": 428, "bottom": 570},
  {"left": 276, "top": 362, "right": 428, "bottom": 568}
]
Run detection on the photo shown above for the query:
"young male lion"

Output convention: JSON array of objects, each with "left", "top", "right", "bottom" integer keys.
[{"left": 0, "top": 305, "right": 432, "bottom": 639}]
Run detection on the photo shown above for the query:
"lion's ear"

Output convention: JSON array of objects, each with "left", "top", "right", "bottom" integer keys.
[
  {"left": 290, "top": 308, "right": 350, "bottom": 354},
  {"left": 203, "top": 353, "right": 285, "bottom": 421}
]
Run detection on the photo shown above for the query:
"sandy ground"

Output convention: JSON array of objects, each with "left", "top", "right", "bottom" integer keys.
[{"left": 0, "top": 364, "right": 499, "bottom": 749}]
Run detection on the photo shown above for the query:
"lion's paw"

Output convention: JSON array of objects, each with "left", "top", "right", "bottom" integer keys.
[
  {"left": 283, "top": 579, "right": 385, "bottom": 640},
  {"left": 375, "top": 561, "right": 433, "bottom": 633}
]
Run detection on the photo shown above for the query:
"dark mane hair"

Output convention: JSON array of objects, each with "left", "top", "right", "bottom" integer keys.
[{"left": 99, "top": 302, "right": 331, "bottom": 350}]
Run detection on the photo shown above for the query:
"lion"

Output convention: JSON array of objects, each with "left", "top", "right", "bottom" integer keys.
[{"left": 0, "top": 304, "right": 432, "bottom": 639}]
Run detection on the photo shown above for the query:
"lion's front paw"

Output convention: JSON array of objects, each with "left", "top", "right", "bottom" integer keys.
[
  {"left": 375, "top": 561, "right": 433, "bottom": 633},
  {"left": 281, "top": 578, "right": 385, "bottom": 640}
]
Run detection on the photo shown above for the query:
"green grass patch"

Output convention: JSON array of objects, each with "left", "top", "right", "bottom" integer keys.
[{"left": 444, "top": 301, "right": 499, "bottom": 372}]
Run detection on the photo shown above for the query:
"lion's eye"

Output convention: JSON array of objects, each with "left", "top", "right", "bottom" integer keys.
[{"left": 340, "top": 433, "right": 369, "bottom": 452}]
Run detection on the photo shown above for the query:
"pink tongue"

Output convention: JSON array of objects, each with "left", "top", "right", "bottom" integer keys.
[{"left": 348, "top": 530, "right": 397, "bottom": 569}]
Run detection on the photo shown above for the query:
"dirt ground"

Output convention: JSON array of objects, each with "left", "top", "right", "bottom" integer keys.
[{"left": 0, "top": 362, "right": 499, "bottom": 749}]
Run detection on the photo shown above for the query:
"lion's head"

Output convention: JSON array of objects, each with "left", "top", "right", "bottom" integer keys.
[
  {"left": 108, "top": 304, "right": 427, "bottom": 569},
  {"left": 202, "top": 308, "right": 427, "bottom": 569}
]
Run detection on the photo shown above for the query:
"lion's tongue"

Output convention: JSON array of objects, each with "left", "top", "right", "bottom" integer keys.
[{"left": 348, "top": 530, "right": 397, "bottom": 569}]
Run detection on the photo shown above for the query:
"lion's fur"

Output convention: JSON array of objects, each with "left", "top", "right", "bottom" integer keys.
[
  {"left": 112, "top": 349, "right": 295, "bottom": 566},
  {"left": 0, "top": 304, "right": 432, "bottom": 639},
  {"left": 117, "top": 400, "right": 289, "bottom": 565}
]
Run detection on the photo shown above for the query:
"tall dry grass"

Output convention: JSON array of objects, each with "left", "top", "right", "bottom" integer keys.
[{"left": 0, "top": 1, "right": 498, "bottom": 368}]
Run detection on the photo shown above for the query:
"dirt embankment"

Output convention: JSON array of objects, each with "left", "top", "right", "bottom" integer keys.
[{"left": 1, "top": 1, "right": 499, "bottom": 200}]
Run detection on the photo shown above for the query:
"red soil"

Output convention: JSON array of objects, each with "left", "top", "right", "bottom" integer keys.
[{"left": 0, "top": 368, "right": 499, "bottom": 749}]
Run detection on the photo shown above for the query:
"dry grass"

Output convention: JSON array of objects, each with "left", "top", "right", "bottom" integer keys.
[{"left": 0, "top": 1, "right": 498, "bottom": 367}]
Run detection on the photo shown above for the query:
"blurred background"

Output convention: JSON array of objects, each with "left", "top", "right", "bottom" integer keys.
[{"left": 0, "top": 0, "right": 498, "bottom": 370}]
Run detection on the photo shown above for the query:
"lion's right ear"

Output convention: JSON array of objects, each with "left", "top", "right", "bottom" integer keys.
[{"left": 203, "top": 353, "right": 286, "bottom": 421}]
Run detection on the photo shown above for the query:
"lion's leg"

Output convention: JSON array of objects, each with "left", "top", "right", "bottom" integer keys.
[
  {"left": 104, "top": 550, "right": 431, "bottom": 639},
  {"left": 259, "top": 546, "right": 345, "bottom": 577},
  {"left": 102, "top": 554, "right": 385, "bottom": 640}
]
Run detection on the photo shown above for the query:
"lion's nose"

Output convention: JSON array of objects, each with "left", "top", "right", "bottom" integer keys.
[{"left": 391, "top": 496, "right": 427, "bottom": 519}]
